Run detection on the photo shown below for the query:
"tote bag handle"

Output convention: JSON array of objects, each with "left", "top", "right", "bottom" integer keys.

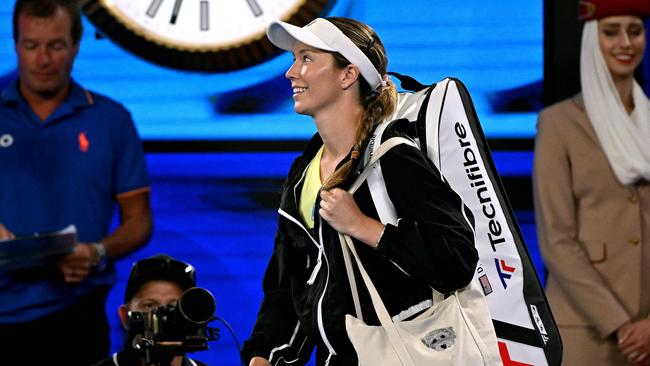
[{"left": 340, "top": 136, "right": 417, "bottom": 365}]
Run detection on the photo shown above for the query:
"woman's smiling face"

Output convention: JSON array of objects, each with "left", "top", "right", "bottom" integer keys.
[
  {"left": 598, "top": 15, "right": 646, "bottom": 80},
  {"left": 285, "top": 41, "right": 346, "bottom": 117}
]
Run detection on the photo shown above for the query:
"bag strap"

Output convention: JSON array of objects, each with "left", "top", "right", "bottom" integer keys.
[
  {"left": 364, "top": 121, "right": 399, "bottom": 226},
  {"left": 349, "top": 136, "right": 416, "bottom": 194},
  {"left": 340, "top": 136, "right": 417, "bottom": 366},
  {"left": 342, "top": 136, "right": 414, "bottom": 320},
  {"left": 387, "top": 71, "right": 430, "bottom": 92},
  {"left": 340, "top": 233, "right": 415, "bottom": 366},
  {"left": 340, "top": 230, "right": 363, "bottom": 321}
]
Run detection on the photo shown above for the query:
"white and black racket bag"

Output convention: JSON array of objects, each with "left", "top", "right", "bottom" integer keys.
[{"left": 369, "top": 73, "right": 562, "bottom": 366}]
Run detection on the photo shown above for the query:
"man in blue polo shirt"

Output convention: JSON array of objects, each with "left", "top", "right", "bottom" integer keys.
[{"left": 0, "top": 0, "right": 153, "bottom": 365}]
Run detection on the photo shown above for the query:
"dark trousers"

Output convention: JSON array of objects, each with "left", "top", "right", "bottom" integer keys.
[{"left": 0, "top": 288, "right": 110, "bottom": 366}]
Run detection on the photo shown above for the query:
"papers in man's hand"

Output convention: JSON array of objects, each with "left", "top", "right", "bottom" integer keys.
[{"left": 0, "top": 225, "right": 77, "bottom": 271}]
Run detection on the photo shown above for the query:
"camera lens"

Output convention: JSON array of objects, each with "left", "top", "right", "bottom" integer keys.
[{"left": 177, "top": 287, "right": 216, "bottom": 325}]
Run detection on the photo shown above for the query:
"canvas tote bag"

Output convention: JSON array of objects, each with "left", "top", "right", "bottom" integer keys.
[{"left": 340, "top": 137, "right": 501, "bottom": 366}]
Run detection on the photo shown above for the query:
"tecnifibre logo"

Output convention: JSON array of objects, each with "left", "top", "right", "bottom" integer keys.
[{"left": 495, "top": 258, "right": 516, "bottom": 289}]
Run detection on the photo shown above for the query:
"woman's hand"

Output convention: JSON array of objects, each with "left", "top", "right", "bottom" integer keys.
[
  {"left": 618, "top": 319, "right": 650, "bottom": 365},
  {"left": 249, "top": 357, "right": 271, "bottom": 366},
  {"left": 319, "top": 188, "right": 384, "bottom": 248},
  {"left": 319, "top": 188, "right": 364, "bottom": 234}
]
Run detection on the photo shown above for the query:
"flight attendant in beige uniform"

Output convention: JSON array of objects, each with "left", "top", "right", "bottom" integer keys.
[{"left": 534, "top": 0, "right": 650, "bottom": 364}]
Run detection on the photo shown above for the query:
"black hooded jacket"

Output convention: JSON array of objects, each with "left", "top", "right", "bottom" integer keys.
[{"left": 241, "top": 121, "right": 478, "bottom": 365}]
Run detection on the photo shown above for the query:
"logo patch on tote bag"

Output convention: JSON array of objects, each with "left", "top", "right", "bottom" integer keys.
[{"left": 421, "top": 327, "right": 456, "bottom": 351}]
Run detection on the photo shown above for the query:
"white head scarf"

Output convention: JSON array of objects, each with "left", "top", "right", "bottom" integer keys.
[{"left": 580, "top": 19, "right": 650, "bottom": 185}]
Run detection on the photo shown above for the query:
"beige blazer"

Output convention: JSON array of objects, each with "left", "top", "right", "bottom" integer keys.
[{"left": 533, "top": 95, "right": 650, "bottom": 339}]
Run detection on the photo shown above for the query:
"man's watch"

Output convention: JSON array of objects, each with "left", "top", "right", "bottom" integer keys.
[{"left": 91, "top": 242, "right": 108, "bottom": 271}]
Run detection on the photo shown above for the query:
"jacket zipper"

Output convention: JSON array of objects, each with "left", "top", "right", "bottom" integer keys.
[
  {"left": 278, "top": 208, "right": 323, "bottom": 285},
  {"left": 316, "top": 217, "right": 337, "bottom": 356},
  {"left": 281, "top": 157, "right": 337, "bottom": 357},
  {"left": 276, "top": 210, "right": 337, "bottom": 358},
  {"left": 283, "top": 166, "right": 324, "bottom": 285}
]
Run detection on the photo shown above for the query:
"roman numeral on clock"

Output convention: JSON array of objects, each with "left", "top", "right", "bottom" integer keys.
[
  {"left": 200, "top": 1, "right": 209, "bottom": 31},
  {"left": 246, "top": 0, "right": 263, "bottom": 17}
]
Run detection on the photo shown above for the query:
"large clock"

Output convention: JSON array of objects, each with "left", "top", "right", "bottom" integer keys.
[{"left": 80, "top": 0, "right": 336, "bottom": 72}]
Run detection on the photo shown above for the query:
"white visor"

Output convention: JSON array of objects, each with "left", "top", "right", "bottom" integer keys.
[{"left": 267, "top": 18, "right": 385, "bottom": 91}]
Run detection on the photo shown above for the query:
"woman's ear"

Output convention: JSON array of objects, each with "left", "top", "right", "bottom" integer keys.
[{"left": 340, "top": 64, "right": 361, "bottom": 90}]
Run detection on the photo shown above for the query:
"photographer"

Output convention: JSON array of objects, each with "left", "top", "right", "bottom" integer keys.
[{"left": 93, "top": 254, "right": 209, "bottom": 366}]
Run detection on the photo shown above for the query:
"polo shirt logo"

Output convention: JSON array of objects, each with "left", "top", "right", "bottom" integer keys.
[
  {"left": 78, "top": 131, "right": 89, "bottom": 152},
  {"left": 0, "top": 134, "right": 13, "bottom": 148}
]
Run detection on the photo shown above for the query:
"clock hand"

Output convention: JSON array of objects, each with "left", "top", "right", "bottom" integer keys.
[
  {"left": 246, "top": 0, "right": 263, "bottom": 17},
  {"left": 146, "top": 0, "right": 164, "bottom": 18},
  {"left": 170, "top": 0, "right": 183, "bottom": 24}
]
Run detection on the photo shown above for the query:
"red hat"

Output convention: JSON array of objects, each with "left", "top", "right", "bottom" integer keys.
[{"left": 579, "top": 0, "right": 650, "bottom": 21}]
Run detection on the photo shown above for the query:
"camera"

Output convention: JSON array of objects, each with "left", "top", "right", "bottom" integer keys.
[{"left": 126, "top": 287, "right": 219, "bottom": 365}]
